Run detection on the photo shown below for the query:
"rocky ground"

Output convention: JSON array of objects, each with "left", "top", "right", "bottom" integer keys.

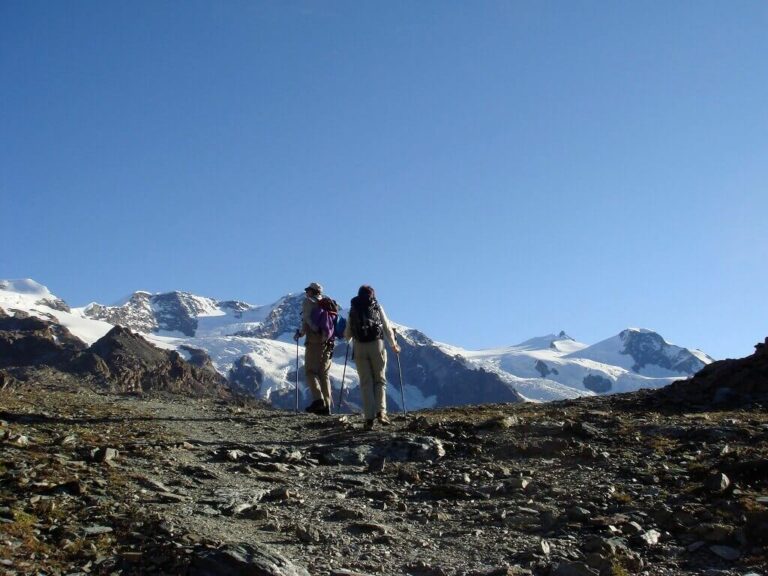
[{"left": 1, "top": 367, "right": 767, "bottom": 576}]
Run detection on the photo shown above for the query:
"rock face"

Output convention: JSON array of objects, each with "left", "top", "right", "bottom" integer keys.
[
  {"left": 228, "top": 354, "right": 265, "bottom": 393},
  {"left": 0, "top": 308, "right": 86, "bottom": 368},
  {"left": 180, "top": 345, "right": 220, "bottom": 374},
  {"left": 535, "top": 360, "right": 559, "bottom": 378},
  {"left": 232, "top": 294, "right": 303, "bottom": 339},
  {"left": 582, "top": 374, "right": 612, "bottom": 393},
  {"left": 84, "top": 292, "right": 160, "bottom": 333},
  {"left": 393, "top": 333, "right": 524, "bottom": 408},
  {"left": 620, "top": 329, "right": 707, "bottom": 373},
  {"left": 74, "top": 326, "right": 230, "bottom": 396},
  {"left": 0, "top": 309, "right": 230, "bottom": 399},
  {"left": 83, "top": 291, "right": 247, "bottom": 337},
  {"left": 660, "top": 336, "right": 768, "bottom": 407}
]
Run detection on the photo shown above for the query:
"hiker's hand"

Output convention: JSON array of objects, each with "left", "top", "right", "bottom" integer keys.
[
  {"left": 293, "top": 331, "right": 302, "bottom": 341},
  {"left": 392, "top": 343, "right": 401, "bottom": 354}
]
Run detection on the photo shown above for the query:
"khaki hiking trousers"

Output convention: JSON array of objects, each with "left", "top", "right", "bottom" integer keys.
[
  {"left": 304, "top": 341, "right": 333, "bottom": 406},
  {"left": 353, "top": 339, "right": 388, "bottom": 420}
]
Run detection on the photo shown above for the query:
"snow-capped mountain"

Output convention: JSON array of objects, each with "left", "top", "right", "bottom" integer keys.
[
  {"left": 83, "top": 291, "right": 261, "bottom": 338},
  {"left": 0, "top": 280, "right": 714, "bottom": 409},
  {"left": 565, "top": 328, "right": 711, "bottom": 376},
  {"left": 0, "top": 279, "right": 70, "bottom": 313},
  {"left": 438, "top": 328, "right": 713, "bottom": 401}
]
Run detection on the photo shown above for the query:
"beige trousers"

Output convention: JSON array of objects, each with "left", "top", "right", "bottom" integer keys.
[
  {"left": 305, "top": 341, "right": 332, "bottom": 406},
  {"left": 354, "top": 339, "right": 387, "bottom": 420}
]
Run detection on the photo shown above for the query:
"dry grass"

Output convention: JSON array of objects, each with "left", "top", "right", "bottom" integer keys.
[
  {"left": 611, "top": 491, "right": 634, "bottom": 505},
  {"left": 644, "top": 435, "right": 680, "bottom": 454}
]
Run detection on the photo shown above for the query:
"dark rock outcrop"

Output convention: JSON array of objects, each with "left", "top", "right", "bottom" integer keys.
[
  {"left": 228, "top": 355, "right": 265, "bottom": 395},
  {"left": 0, "top": 309, "right": 230, "bottom": 398},
  {"left": 535, "top": 360, "right": 558, "bottom": 378},
  {"left": 620, "top": 329, "right": 707, "bottom": 374},
  {"left": 0, "top": 308, "right": 86, "bottom": 369},
  {"left": 74, "top": 326, "right": 230, "bottom": 396},
  {"left": 180, "top": 345, "right": 219, "bottom": 373},
  {"left": 583, "top": 374, "right": 612, "bottom": 393},
  {"left": 83, "top": 291, "right": 230, "bottom": 337},
  {"left": 84, "top": 292, "right": 158, "bottom": 333},
  {"left": 233, "top": 294, "right": 303, "bottom": 339},
  {"left": 659, "top": 337, "right": 768, "bottom": 407},
  {"left": 392, "top": 330, "right": 524, "bottom": 409},
  {"left": 190, "top": 543, "right": 311, "bottom": 576}
]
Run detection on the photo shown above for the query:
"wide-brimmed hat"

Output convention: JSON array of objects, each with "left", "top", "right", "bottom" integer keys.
[{"left": 304, "top": 282, "right": 323, "bottom": 293}]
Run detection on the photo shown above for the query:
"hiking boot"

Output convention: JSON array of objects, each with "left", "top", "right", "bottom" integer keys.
[
  {"left": 364, "top": 420, "right": 374, "bottom": 431},
  {"left": 318, "top": 404, "right": 331, "bottom": 416},
  {"left": 305, "top": 399, "right": 325, "bottom": 414},
  {"left": 376, "top": 412, "right": 391, "bottom": 426}
]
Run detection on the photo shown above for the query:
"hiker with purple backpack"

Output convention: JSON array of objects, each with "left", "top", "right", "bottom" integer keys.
[{"left": 293, "top": 282, "right": 338, "bottom": 415}]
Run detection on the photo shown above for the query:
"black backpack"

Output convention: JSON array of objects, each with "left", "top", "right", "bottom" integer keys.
[{"left": 350, "top": 296, "right": 383, "bottom": 343}]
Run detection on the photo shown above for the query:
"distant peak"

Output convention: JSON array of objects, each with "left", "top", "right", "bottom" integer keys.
[
  {"left": 623, "top": 327, "right": 656, "bottom": 335},
  {"left": 0, "top": 279, "right": 52, "bottom": 296},
  {"left": 619, "top": 328, "right": 665, "bottom": 344},
  {"left": 515, "top": 332, "right": 576, "bottom": 350}
]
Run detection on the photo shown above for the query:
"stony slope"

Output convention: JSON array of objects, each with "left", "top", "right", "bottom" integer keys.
[{"left": 1, "top": 343, "right": 766, "bottom": 575}]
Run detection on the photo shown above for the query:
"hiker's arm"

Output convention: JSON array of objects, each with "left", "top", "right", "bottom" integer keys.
[
  {"left": 379, "top": 306, "right": 400, "bottom": 354},
  {"left": 343, "top": 308, "right": 355, "bottom": 341}
]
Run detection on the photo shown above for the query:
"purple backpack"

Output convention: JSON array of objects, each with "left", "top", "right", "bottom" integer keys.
[{"left": 310, "top": 298, "right": 339, "bottom": 341}]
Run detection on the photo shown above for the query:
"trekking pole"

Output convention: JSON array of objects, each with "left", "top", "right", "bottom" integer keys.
[
  {"left": 327, "top": 341, "right": 335, "bottom": 415},
  {"left": 295, "top": 333, "right": 300, "bottom": 413},
  {"left": 337, "top": 341, "right": 350, "bottom": 411},
  {"left": 393, "top": 328, "right": 407, "bottom": 418}
]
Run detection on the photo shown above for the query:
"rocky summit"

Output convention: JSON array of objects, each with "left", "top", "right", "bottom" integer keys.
[{"left": 1, "top": 335, "right": 767, "bottom": 575}]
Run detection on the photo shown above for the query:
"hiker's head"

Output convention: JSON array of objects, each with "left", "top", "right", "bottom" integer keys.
[
  {"left": 357, "top": 285, "right": 375, "bottom": 299},
  {"left": 305, "top": 282, "right": 322, "bottom": 296}
]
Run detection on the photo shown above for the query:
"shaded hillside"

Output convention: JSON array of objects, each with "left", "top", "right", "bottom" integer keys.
[
  {"left": 0, "top": 308, "right": 85, "bottom": 369},
  {"left": 391, "top": 334, "right": 525, "bottom": 408},
  {"left": 657, "top": 337, "right": 768, "bottom": 409},
  {"left": 0, "top": 308, "right": 230, "bottom": 399},
  {"left": 73, "top": 326, "right": 231, "bottom": 397}
]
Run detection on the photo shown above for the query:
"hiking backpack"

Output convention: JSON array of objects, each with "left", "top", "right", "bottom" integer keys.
[
  {"left": 350, "top": 296, "right": 384, "bottom": 343},
  {"left": 310, "top": 297, "right": 344, "bottom": 341},
  {"left": 334, "top": 315, "right": 347, "bottom": 339}
]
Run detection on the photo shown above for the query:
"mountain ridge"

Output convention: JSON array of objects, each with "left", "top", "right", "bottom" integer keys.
[{"left": 0, "top": 279, "right": 713, "bottom": 409}]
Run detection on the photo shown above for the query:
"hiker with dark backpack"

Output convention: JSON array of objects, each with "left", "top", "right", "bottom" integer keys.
[
  {"left": 344, "top": 285, "right": 400, "bottom": 431},
  {"left": 293, "top": 282, "right": 337, "bottom": 415}
]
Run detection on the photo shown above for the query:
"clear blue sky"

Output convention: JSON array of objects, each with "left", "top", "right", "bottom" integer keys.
[{"left": 2, "top": 1, "right": 766, "bottom": 360}]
